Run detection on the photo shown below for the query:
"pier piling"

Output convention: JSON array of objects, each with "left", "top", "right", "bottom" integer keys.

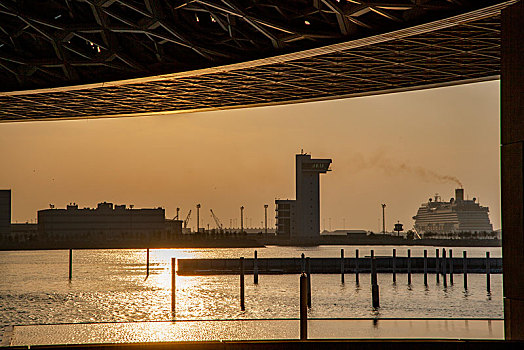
[
  {"left": 301, "top": 253, "right": 305, "bottom": 273},
  {"left": 392, "top": 249, "right": 396, "bottom": 283},
  {"left": 449, "top": 249, "right": 454, "bottom": 285},
  {"left": 463, "top": 251, "right": 468, "bottom": 290},
  {"left": 254, "top": 250, "right": 258, "bottom": 285},
  {"left": 486, "top": 252, "right": 491, "bottom": 292},
  {"left": 68, "top": 249, "right": 72, "bottom": 280},
  {"left": 340, "top": 249, "right": 345, "bottom": 284},
  {"left": 423, "top": 250, "right": 428, "bottom": 286},
  {"left": 300, "top": 273, "right": 308, "bottom": 340},
  {"left": 355, "top": 249, "right": 359, "bottom": 285},
  {"left": 371, "top": 256, "right": 379, "bottom": 308},
  {"left": 436, "top": 249, "right": 440, "bottom": 284},
  {"left": 146, "top": 248, "right": 150, "bottom": 278},
  {"left": 442, "top": 248, "right": 447, "bottom": 287},
  {"left": 240, "top": 257, "right": 245, "bottom": 311},
  {"left": 171, "top": 258, "right": 176, "bottom": 313},
  {"left": 407, "top": 249, "right": 412, "bottom": 285},
  {"left": 306, "top": 257, "right": 312, "bottom": 308}
]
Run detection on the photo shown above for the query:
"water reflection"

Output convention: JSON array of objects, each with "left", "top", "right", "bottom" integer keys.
[{"left": 0, "top": 246, "right": 503, "bottom": 336}]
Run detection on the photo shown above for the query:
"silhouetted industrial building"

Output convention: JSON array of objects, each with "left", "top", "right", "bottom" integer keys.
[
  {"left": 276, "top": 154, "right": 331, "bottom": 240},
  {"left": 275, "top": 199, "right": 296, "bottom": 238},
  {"left": 0, "top": 190, "right": 11, "bottom": 237},
  {"left": 38, "top": 202, "right": 180, "bottom": 240}
]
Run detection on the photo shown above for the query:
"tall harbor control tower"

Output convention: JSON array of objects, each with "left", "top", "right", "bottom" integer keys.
[{"left": 276, "top": 153, "right": 331, "bottom": 240}]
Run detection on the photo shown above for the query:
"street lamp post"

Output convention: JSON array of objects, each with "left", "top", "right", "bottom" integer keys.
[
  {"left": 240, "top": 206, "right": 244, "bottom": 233},
  {"left": 196, "top": 204, "right": 201, "bottom": 233},
  {"left": 381, "top": 204, "right": 386, "bottom": 234},
  {"left": 264, "top": 204, "right": 268, "bottom": 236}
]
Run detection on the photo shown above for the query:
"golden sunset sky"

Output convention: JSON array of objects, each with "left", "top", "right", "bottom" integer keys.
[{"left": 0, "top": 80, "right": 500, "bottom": 232}]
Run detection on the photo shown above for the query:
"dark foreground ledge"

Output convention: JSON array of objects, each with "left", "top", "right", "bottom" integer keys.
[{"left": 7, "top": 340, "right": 524, "bottom": 350}]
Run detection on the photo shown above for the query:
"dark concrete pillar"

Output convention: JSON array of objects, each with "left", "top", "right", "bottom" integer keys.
[{"left": 502, "top": 0, "right": 524, "bottom": 340}]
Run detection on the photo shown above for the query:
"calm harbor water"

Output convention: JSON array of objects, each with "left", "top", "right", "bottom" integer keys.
[{"left": 0, "top": 245, "right": 502, "bottom": 343}]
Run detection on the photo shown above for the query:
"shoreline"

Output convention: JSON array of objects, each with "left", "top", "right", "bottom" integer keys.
[{"left": 0, "top": 238, "right": 500, "bottom": 251}]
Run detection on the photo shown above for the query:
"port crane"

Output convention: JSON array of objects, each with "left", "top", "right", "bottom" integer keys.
[
  {"left": 183, "top": 210, "right": 192, "bottom": 229},
  {"left": 210, "top": 209, "right": 224, "bottom": 233}
]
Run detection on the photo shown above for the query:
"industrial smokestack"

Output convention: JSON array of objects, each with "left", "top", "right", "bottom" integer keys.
[{"left": 455, "top": 188, "right": 464, "bottom": 202}]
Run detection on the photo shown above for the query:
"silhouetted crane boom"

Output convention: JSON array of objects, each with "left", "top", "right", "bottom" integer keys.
[
  {"left": 183, "top": 210, "right": 192, "bottom": 229},
  {"left": 210, "top": 209, "right": 223, "bottom": 231}
]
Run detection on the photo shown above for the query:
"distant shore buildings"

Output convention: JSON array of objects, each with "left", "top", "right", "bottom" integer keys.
[{"left": 0, "top": 183, "right": 499, "bottom": 246}]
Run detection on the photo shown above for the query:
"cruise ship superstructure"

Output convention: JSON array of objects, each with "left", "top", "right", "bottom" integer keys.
[{"left": 413, "top": 188, "right": 493, "bottom": 235}]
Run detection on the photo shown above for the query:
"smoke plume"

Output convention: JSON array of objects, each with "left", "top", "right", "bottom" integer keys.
[{"left": 348, "top": 152, "right": 463, "bottom": 187}]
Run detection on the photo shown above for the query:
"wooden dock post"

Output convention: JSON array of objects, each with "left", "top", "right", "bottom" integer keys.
[
  {"left": 486, "top": 252, "right": 491, "bottom": 292},
  {"left": 436, "top": 249, "right": 440, "bottom": 284},
  {"left": 300, "top": 273, "right": 308, "bottom": 340},
  {"left": 371, "top": 256, "right": 379, "bottom": 308},
  {"left": 463, "top": 251, "right": 468, "bottom": 290},
  {"left": 146, "top": 248, "right": 150, "bottom": 278},
  {"left": 340, "top": 249, "right": 345, "bottom": 284},
  {"left": 449, "top": 249, "right": 454, "bottom": 285},
  {"left": 392, "top": 248, "right": 396, "bottom": 283},
  {"left": 68, "top": 249, "right": 72, "bottom": 280},
  {"left": 407, "top": 249, "right": 411, "bottom": 285},
  {"left": 442, "top": 248, "right": 447, "bottom": 287},
  {"left": 240, "top": 257, "right": 245, "bottom": 311},
  {"left": 171, "top": 258, "right": 176, "bottom": 313},
  {"left": 423, "top": 250, "right": 428, "bottom": 286},
  {"left": 254, "top": 250, "right": 259, "bottom": 285},
  {"left": 306, "top": 257, "right": 312, "bottom": 308},
  {"left": 355, "top": 249, "right": 359, "bottom": 285},
  {"left": 301, "top": 253, "right": 305, "bottom": 273}
]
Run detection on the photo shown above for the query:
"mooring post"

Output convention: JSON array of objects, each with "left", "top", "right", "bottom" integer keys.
[
  {"left": 300, "top": 273, "right": 308, "bottom": 340},
  {"left": 340, "top": 249, "right": 345, "bottom": 284},
  {"left": 240, "top": 257, "right": 245, "bottom": 311},
  {"left": 423, "top": 249, "right": 428, "bottom": 286},
  {"left": 146, "top": 248, "right": 150, "bottom": 278},
  {"left": 436, "top": 249, "right": 440, "bottom": 284},
  {"left": 407, "top": 249, "right": 411, "bottom": 285},
  {"left": 371, "top": 256, "right": 380, "bottom": 308},
  {"left": 301, "top": 253, "right": 305, "bottom": 273},
  {"left": 392, "top": 248, "right": 396, "bottom": 283},
  {"left": 355, "top": 249, "right": 359, "bottom": 284},
  {"left": 171, "top": 258, "right": 176, "bottom": 313},
  {"left": 371, "top": 250, "right": 375, "bottom": 285},
  {"left": 306, "top": 257, "right": 312, "bottom": 308},
  {"left": 463, "top": 251, "right": 468, "bottom": 290},
  {"left": 254, "top": 250, "right": 259, "bottom": 285},
  {"left": 449, "top": 249, "right": 454, "bottom": 285},
  {"left": 68, "top": 249, "right": 73, "bottom": 280},
  {"left": 486, "top": 252, "right": 491, "bottom": 292},
  {"left": 442, "top": 248, "right": 447, "bottom": 287}
]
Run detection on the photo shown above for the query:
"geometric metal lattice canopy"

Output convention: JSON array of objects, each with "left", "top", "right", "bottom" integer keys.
[{"left": 0, "top": 0, "right": 516, "bottom": 122}]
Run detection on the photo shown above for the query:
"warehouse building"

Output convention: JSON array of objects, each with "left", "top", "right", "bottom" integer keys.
[
  {"left": 38, "top": 202, "right": 180, "bottom": 241},
  {"left": 0, "top": 190, "right": 11, "bottom": 238}
]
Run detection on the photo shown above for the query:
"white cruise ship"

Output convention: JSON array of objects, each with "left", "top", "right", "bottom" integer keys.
[{"left": 413, "top": 188, "right": 493, "bottom": 235}]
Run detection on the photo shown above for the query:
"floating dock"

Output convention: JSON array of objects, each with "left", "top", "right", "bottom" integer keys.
[{"left": 177, "top": 257, "right": 501, "bottom": 275}]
